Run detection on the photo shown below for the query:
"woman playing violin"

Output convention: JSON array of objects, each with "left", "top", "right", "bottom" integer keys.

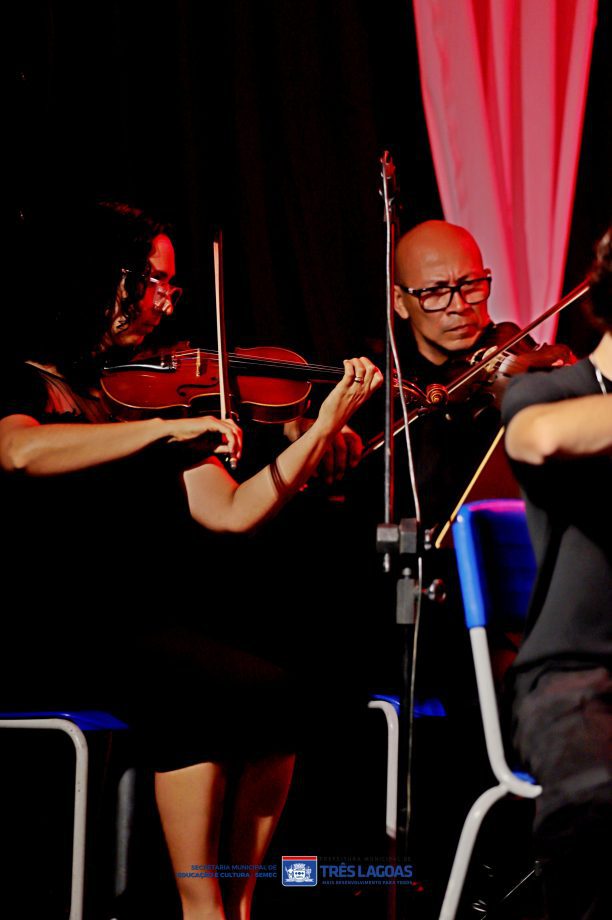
[{"left": 0, "top": 201, "right": 382, "bottom": 920}]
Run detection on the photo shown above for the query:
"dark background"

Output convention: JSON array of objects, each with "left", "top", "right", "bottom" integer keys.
[{"left": 11, "top": 0, "right": 610, "bottom": 362}]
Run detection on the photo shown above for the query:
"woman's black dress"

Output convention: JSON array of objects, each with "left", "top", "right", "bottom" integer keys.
[{"left": 0, "top": 362, "right": 296, "bottom": 770}]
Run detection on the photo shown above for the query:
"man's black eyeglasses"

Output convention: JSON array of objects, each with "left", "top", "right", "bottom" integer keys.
[{"left": 397, "top": 273, "right": 492, "bottom": 313}]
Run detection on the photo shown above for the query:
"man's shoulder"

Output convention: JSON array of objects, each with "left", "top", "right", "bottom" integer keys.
[{"left": 501, "top": 358, "right": 595, "bottom": 425}]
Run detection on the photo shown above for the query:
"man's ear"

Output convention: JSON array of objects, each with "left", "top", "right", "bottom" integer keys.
[{"left": 393, "top": 285, "right": 410, "bottom": 320}]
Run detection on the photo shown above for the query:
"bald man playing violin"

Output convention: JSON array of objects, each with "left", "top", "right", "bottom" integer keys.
[
  {"left": 390, "top": 220, "right": 515, "bottom": 532},
  {"left": 389, "top": 219, "right": 574, "bottom": 533},
  {"left": 377, "top": 221, "right": 577, "bottom": 728}
]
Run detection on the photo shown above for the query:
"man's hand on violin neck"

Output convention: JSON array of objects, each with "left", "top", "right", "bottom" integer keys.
[{"left": 164, "top": 415, "right": 242, "bottom": 462}]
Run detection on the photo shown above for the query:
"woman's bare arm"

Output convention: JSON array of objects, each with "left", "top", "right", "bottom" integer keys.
[
  {"left": 0, "top": 414, "right": 242, "bottom": 476},
  {"left": 184, "top": 358, "right": 382, "bottom": 532}
]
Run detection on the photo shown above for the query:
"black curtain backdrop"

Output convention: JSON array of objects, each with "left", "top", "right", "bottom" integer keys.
[{"left": 10, "top": 0, "right": 611, "bottom": 359}]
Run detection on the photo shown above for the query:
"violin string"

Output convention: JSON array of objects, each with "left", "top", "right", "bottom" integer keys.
[{"left": 168, "top": 350, "right": 344, "bottom": 377}]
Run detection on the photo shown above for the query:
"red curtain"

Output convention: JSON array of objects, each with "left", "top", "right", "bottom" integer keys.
[{"left": 411, "top": 0, "right": 597, "bottom": 341}]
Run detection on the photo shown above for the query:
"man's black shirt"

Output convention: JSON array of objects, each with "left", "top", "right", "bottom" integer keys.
[{"left": 501, "top": 358, "right": 612, "bottom": 697}]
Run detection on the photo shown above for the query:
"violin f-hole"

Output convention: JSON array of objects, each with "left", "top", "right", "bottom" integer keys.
[{"left": 177, "top": 381, "right": 219, "bottom": 398}]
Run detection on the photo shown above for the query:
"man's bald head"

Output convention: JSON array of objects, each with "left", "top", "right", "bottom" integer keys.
[
  {"left": 395, "top": 221, "right": 484, "bottom": 286},
  {"left": 394, "top": 220, "right": 491, "bottom": 364}
]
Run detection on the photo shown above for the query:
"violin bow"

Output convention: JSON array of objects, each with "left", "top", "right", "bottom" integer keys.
[{"left": 213, "top": 229, "right": 238, "bottom": 469}]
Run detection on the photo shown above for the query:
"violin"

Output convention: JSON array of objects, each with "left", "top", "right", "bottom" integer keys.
[
  {"left": 101, "top": 345, "right": 342, "bottom": 422},
  {"left": 101, "top": 343, "right": 382, "bottom": 424},
  {"left": 101, "top": 344, "right": 427, "bottom": 423},
  {"left": 440, "top": 323, "right": 575, "bottom": 406}
]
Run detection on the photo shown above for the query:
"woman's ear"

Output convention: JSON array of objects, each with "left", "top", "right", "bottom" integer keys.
[
  {"left": 119, "top": 273, "right": 129, "bottom": 300},
  {"left": 106, "top": 279, "right": 129, "bottom": 330}
]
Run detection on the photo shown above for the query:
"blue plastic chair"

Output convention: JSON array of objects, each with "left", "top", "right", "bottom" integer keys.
[
  {"left": 0, "top": 709, "right": 131, "bottom": 920},
  {"left": 439, "top": 500, "right": 542, "bottom": 920}
]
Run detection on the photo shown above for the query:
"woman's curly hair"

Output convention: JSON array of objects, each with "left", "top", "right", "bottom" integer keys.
[
  {"left": 588, "top": 225, "right": 612, "bottom": 329},
  {"left": 21, "top": 201, "right": 168, "bottom": 381}
]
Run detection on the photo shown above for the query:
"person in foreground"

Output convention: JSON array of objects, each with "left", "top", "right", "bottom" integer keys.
[
  {"left": 0, "top": 201, "right": 382, "bottom": 920},
  {"left": 502, "top": 226, "right": 612, "bottom": 920}
]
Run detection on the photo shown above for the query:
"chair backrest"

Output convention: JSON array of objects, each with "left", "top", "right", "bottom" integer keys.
[{"left": 452, "top": 499, "right": 537, "bottom": 631}]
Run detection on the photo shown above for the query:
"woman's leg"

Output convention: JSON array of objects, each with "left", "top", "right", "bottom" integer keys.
[
  {"left": 155, "top": 761, "right": 228, "bottom": 920},
  {"left": 224, "top": 752, "right": 295, "bottom": 920}
]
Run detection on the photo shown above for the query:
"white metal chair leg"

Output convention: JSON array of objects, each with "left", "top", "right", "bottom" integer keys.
[
  {"left": 0, "top": 717, "right": 89, "bottom": 920},
  {"left": 439, "top": 783, "right": 508, "bottom": 920},
  {"left": 368, "top": 700, "right": 399, "bottom": 838}
]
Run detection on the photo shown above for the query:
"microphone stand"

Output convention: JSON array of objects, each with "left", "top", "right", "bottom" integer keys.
[{"left": 375, "top": 152, "right": 423, "bottom": 920}]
